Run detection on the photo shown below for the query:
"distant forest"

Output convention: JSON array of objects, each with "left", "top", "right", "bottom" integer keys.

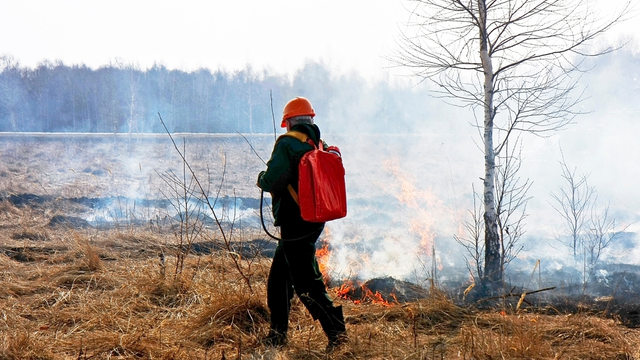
[
  {"left": 0, "top": 56, "right": 326, "bottom": 133},
  {"left": 0, "top": 56, "right": 433, "bottom": 134},
  {"left": 0, "top": 50, "right": 638, "bottom": 134}
]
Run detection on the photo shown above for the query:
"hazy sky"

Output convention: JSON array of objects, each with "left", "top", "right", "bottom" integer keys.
[
  {"left": 2, "top": 0, "right": 638, "bottom": 79},
  {"left": 0, "top": 0, "right": 405, "bottom": 78}
]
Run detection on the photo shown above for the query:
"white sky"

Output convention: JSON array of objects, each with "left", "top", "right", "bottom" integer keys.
[
  {"left": 0, "top": 0, "right": 408, "bottom": 79},
  {"left": 2, "top": 0, "right": 637, "bottom": 79}
]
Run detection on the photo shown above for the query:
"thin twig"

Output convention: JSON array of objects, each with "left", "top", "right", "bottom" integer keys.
[
  {"left": 236, "top": 131, "right": 266, "bottom": 165},
  {"left": 270, "top": 90, "right": 277, "bottom": 142},
  {"left": 477, "top": 286, "right": 556, "bottom": 304},
  {"left": 212, "top": 151, "right": 227, "bottom": 210}
]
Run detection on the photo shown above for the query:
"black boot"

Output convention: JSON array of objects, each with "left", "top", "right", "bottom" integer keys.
[
  {"left": 318, "top": 305, "right": 348, "bottom": 352},
  {"left": 262, "top": 328, "right": 287, "bottom": 348}
]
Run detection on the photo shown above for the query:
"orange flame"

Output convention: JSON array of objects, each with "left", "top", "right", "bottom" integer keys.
[
  {"left": 336, "top": 281, "right": 354, "bottom": 298},
  {"left": 317, "top": 222, "right": 397, "bottom": 307},
  {"left": 383, "top": 160, "right": 442, "bottom": 252},
  {"left": 334, "top": 280, "right": 398, "bottom": 307},
  {"left": 383, "top": 160, "right": 452, "bottom": 276},
  {"left": 316, "top": 240, "right": 331, "bottom": 286}
]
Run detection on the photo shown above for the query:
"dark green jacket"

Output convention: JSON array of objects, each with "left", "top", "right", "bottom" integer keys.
[{"left": 257, "top": 123, "right": 323, "bottom": 226}]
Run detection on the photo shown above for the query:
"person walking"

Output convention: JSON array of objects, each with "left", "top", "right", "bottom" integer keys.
[{"left": 257, "top": 96, "right": 348, "bottom": 351}]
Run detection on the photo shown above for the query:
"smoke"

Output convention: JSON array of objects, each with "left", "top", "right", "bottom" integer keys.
[
  {"left": 312, "top": 50, "right": 640, "bottom": 285},
  {"left": 318, "top": 129, "right": 478, "bottom": 282}
]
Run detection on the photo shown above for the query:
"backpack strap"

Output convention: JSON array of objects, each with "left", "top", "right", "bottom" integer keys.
[
  {"left": 287, "top": 184, "right": 299, "bottom": 205},
  {"left": 278, "top": 130, "right": 317, "bottom": 148}
]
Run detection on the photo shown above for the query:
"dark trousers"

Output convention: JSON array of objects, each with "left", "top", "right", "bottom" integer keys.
[{"left": 267, "top": 222, "right": 335, "bottom": 335}]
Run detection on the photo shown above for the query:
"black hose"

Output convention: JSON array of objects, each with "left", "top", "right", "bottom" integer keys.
[
  {"left": 259, "top": 190, "right": 324, "bottom": 242},
  {"left": 260, "top": 190, "right": 282, "bottom": 241}
]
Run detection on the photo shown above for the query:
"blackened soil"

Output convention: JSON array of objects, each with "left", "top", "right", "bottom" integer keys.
[
  {"left": 467, "top": 289, "right": 640, "bottom": 329},
  {"left": 6, "top": 193, "right": 173, "bottom": 210},
  {"left": 0, "top": 246, "right": 65, "bottom": 262},
  {"left": 611, "top": 301, "right": 640, "bottom": 328},
  {"left": 5, "top": 193, "right": 260, "bottom": 211},
  {"left": 189, "top": 239, "right": 277, "bottom": 258},
  {"left": 48, "top": 214, "right": 91, "bottom": 228},
  {"left": 547, "top": 295, "right": 640, "bottom": 328}
]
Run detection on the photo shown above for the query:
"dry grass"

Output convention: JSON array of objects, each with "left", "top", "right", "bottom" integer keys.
[
  {"left": 1, "top": 135, "right": 640, "bottom": 359},
  {"left": 0, "top": 204, "right": 639, "bottom": 359},
  {"left": 1, "top": 224, "right": 639, "bottom": 360}
]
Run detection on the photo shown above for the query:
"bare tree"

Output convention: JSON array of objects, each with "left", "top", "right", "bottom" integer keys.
[
  {"left": 124, "top": 63, "right": 143, "bottom": 134},
  {"left": 158, "top": 114, "right": 255, "bottom": 292},
  {"left": 549, "top": 153, "right": 595, "bottom": 257},
  {"left": 395, "top": 0, "right": 630, "bottom": 288},
  {"left": 584, "top": 205, "right": 620, "bottom": 277},
  {"left": 0, "top": 56, "right": 24, "bottom": 131},
  {"left": 551, "top": 156, "right": 626, "bottom": 291}
]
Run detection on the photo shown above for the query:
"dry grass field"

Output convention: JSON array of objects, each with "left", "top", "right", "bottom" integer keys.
[{"left": 1, "top": 134, "right": 640, "bottom": 359}]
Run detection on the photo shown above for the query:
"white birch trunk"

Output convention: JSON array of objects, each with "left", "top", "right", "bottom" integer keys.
[{"left": 478, "top": 0, "right": 502, "bottom": 286}]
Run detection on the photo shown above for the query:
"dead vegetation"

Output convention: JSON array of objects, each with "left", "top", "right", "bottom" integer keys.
[
  {"left": 1, "top": 134, "right": 640, "bottom": 359},
  {"left": 0, "top": 202, "right": 639, "bottom": 360}
]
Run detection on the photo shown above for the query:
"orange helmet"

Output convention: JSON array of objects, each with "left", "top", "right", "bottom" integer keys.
[{"left": 281, "top": 97, "right": 315, "bottom": 127}]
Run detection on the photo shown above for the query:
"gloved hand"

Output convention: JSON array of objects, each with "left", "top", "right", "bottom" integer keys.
[
  {"left": 326, "top": 145, "right": 341, "bottom": 157},
  {"left": 256, "top": 171, "right": 266, "bottom": 188}
]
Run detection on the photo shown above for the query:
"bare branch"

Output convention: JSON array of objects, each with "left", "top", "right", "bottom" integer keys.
[{"left": 158, "top": 113, "right": 254, "bottom": 292}]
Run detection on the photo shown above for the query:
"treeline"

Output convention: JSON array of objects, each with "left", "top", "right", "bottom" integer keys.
[
  {"left": 0, "top": 56, "right": 296, "bottom": 133},
  {"left": 1, "top": 49, "right": 638, "bottom": 134},
  {"left": 0, "top": 56, "right": 436, "bottom": 134}
]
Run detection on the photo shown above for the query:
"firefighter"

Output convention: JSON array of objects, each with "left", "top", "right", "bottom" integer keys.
[{"left": 257, "top": 96, "right": 348, "bottom": 351}]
